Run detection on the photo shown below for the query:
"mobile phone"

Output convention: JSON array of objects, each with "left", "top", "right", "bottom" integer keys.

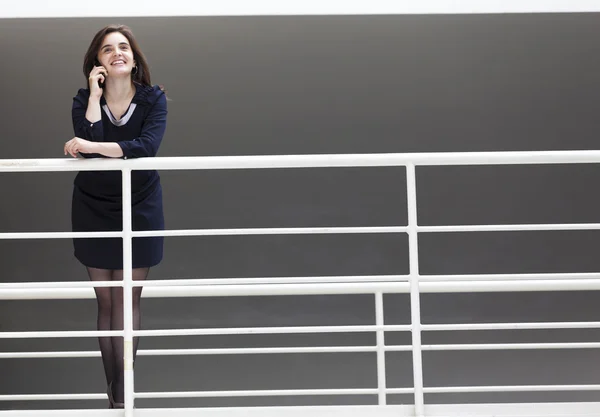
[{"left": 94, "top": 60, "right": 105, "bottom": 89}]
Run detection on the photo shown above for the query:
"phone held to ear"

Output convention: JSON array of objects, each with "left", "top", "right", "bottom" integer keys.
[{"left": 94, "top": 60, "right": 105, "bottom": 89}]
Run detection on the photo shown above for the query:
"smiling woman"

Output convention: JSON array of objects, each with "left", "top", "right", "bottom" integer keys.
[{"left": 64, "top": 24, "right": 168, "bottom": 409}]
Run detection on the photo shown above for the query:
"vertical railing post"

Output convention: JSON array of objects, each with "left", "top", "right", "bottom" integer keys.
[
  {"left": 122, "top": 168, "right": 135, "bottom": 416},
  {"left": 375, "top": 292, "right": 387, "bottom": 405},
  {"left": 406, "top": 163, "right": 425, "bottom": 416}
]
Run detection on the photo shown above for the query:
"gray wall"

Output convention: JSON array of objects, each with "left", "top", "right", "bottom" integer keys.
[{"left": 2, "top": 13, "right": 600, "bottom": 410}]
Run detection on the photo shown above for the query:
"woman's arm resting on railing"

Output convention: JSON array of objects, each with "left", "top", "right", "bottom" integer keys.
[{"left": 64, "top": 138, "right": 124, "bottom": 158}]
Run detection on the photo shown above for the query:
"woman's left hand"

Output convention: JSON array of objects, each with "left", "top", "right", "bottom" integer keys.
[{"left": 64, "top": 137, "right": 96, "bottom": 158}]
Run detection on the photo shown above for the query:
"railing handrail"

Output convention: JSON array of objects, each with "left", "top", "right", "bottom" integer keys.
[{"left": 2, "top": 150, "right": 600, "bottom": 172}]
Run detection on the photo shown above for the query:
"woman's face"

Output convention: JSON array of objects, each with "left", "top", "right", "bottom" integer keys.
[{"left": 96, "top": 32, "right": 135, "bottom": 78}]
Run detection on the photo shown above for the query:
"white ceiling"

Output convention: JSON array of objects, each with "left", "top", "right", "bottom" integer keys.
[{"left": 2, "top": 0, "right": 600, "bottom": 19}]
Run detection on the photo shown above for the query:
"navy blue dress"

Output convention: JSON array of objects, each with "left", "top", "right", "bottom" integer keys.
[{"left": 71, "top": 83, "right": 167, "bottom": 270}]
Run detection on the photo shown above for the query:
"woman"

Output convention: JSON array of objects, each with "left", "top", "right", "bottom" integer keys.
[{"left": 64, "top": 24, "right": 167, "bottom": 409}]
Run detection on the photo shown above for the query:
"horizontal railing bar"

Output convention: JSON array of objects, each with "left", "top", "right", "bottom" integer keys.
[
  {"left": 383, "top": 346, "right": 415, "bottom": 352},
  {"left": 147, "top": 280, "right": 398, "bottom": 297},
  {"left": 422, "top": 279, "right": 600, "bottom": 293},
  {"left": 419, "top": 223, "right": 600, "bottom": 233},
  {"left": 0, "top": 275, "right": 407, "bottom": 290},
  {"left": 4, "top": 224, "right": 600, "bottom": 240},
  {"left": 4, "top": 272, "right": 598, "bottom": 291},
  {"left": 423, "top": 385, "right": 600, "bottom": 393},
  {"left": 5, "top": 386, "right": 600, "bottom": 402},
  {"left": 136, "top": 275, "right": 409, "bottom": 287},
  {"left": 422, "top": 342, "right": 600, "bottom": 350},
  {"left": 6, "top": 278, "right": 600, "bottom": 300},
  {"left": 4, "top": 339, "right": 598, "bottom": 358},
  {"left": 0, "top": 231, "right": 122, "bottom": 240},
  {"left": 0, "top": 389, "right": 398, "bottom": 402},
  {"left": 8, "top": 404, "right": 600, "bottom": 417},
  {"left": 0, "top": 346, "right": 378, "bottom": 359},
  {"left": 0, "top": 406, "right": 416, "bottom": 416},
  {"left": 0, "top": 351, "right": 101, "bottom": 359},
  {"left": 422, "top": 322, "right": 600, "bottom": 331},
  {"left": 0, "top": 289, "right": 98, "bottom": 300},
  {"left": 5, "top": 404, "right": 591, "bottom": 416},
  {"left": 137, "top": 346, "right": 377, "bottom": 355},
  {"left": 134, "top": 388, "right": 381, "bottom": 399},
  {"left": 4, "top": 273, "right": 598, "bottom": 292},
  {"left": 0, "top": 330, "right": 123, "bottom": 339},
  {"left": 2, "top": 273, "right": 597, "bottom": 291},
  {"left": 4, "top": 334, "right": 597, "bottom": 346},
  {"left": 3, "top": 223, "right": 600, "bottom": 240},
  {"left": 383, "top": 345, "right": 413, "bottom": 352},
  {"left": 8, "top": 279, "right": 600, "bottom": 300},
  {"left": 422, "top": 402, "right": 600, "bottom": 416},
  {"left": 4, "top": 225, "right": 600, "bottom": 241},
  {"left": 383, "top": 388, "right": 416, "bottom": 395},
  {"left": 132, "top": 226, "right": 407, "bottom": 237},
  {"left": 0, "top": 325, "right": 412, "bottom": 340},
  {"left": 0, "top": 281, "right": 122, "bottom": 289},
  {"left": 2, "top": 151, "right": 600, "bottom": 173},
  {"left": 0, "top": 282, "right": 411, "bottom": 300},
  {"left": 135, "top": 325, "right": 412, "bottom": 337},
  {"left": 0, "top": 394, "right": 105, "bottom": 401},
  {"left": 420, "top": 272, "right": 600, "bottom": 282}
]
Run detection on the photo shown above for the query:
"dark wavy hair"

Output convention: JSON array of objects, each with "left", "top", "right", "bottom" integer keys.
[{"left": 82, "top": 24, "right": 153, "bottom": 87}]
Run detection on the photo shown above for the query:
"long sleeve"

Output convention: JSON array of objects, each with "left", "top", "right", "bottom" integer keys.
[
  {"left": 72, "top": 88, "right": 104, "bottom": 158},
  {"left": 117, "top": 89, "right": 167, "bottom": 159}
]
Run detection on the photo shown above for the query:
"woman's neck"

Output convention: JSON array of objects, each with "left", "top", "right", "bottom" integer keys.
[{"left": 103, "top": 77, "right": 135, "bottom": 102}]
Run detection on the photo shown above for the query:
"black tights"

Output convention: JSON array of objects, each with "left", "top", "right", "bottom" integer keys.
[{"left": 87, "top": 267, "right": 149, "bottom": 404}]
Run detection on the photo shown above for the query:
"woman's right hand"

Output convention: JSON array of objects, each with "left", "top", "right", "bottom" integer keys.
[{"left": 88, "top": 65, "right": 107, "bottom": 99}]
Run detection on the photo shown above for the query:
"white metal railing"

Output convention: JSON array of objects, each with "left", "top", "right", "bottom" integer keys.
[{"left": 2, "top": 151, "right": 600, "bottom": 417}]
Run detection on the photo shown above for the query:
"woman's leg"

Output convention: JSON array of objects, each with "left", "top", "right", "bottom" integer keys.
[
  {"left": 110, "top": 267, "right": 150, "bottom": 404},
  {"left": 86, "top": 267, "right": 114, "bottom": 387}
]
